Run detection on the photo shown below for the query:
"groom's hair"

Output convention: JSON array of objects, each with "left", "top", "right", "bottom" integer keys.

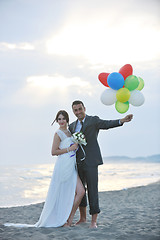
[{"left": 72, "top": 100, "right": 85, "bottom": 108}]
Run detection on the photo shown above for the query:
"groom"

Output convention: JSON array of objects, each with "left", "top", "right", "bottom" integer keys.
[{"left": 69, "top": 100, "right": 133, "bottom": 228}]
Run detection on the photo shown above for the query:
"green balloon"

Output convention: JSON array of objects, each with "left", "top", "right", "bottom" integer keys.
[
  {"left": 124, "top": 75, "right": 139, "bottom": 91},
  {"left": 136, "top": 77, "right": 144, "bottom": 91},
  {"left": 115, "top": 101, "right": 129, "bottom": 114}
]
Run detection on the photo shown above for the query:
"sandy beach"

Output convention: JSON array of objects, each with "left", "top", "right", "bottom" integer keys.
[{"left": 0, "top": 181, "right": 160, "bottom": 240}]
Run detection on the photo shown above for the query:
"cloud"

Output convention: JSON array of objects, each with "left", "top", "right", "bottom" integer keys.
[
  {"left": 45, "top": 0, "right": 160, "bottom": 65},
  {"left": 8, "top": 74, "right": 94, "bottom": 107},
  {"left": 0, "top": 0, "right": 69, "bottom": 42},
  {"left": 46, "top": 23, "right": 160, "bottom": 65},
  {"left": 0, "top": 42, "right": 35, "bottom": 51},
  {"left": 26, "top": 74, "right": 89, "bottom": 89}
]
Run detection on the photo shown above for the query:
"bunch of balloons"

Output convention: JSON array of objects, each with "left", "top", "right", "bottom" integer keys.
[{"left": 98, "top": 64, "right": 145, "bottom": 113}]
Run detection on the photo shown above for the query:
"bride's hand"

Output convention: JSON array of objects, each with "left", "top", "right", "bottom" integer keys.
[{"left": 69, "top": 143, "right": 78, "bottom": 151}]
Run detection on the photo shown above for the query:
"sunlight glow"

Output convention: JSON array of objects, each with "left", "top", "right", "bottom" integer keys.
[{"left": 46, "top": 20, "right": 160, "bottom": 65}]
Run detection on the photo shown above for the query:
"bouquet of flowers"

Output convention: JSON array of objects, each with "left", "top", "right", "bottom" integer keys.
[
  {"left": 71, "top": 132, "right": 87, "bottom": 161},
  {"left": 71, "top": 132, "right": 87, "bottom": 146}
]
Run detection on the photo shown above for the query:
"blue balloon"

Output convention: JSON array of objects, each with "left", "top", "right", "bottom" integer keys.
[{"left": 107, "top": 72, "right": 124, "bottom": 90}]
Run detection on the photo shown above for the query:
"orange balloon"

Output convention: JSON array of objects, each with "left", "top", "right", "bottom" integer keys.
[
  {"left": 119, "top": 64, "right": 133, "bottom": 80},
  {"left": 98, "top": 72, "right": 110, "bottom": 87}
]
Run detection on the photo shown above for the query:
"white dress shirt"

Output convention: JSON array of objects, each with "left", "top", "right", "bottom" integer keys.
[{"left": 75, "top": 117, "right": 86, "bottom": 132}]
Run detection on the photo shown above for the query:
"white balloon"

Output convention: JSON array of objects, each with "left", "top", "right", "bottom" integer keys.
[
  {"left": 129, "top": 90, "right": 145, "bottom": 106},
  {"left": 100, "top": 89, "right": 117, "bottom": 105}
]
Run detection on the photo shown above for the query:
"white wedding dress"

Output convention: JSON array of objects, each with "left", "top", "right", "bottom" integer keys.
[{"left": 4, "top": 129, "right": 77, "bottom": 228}]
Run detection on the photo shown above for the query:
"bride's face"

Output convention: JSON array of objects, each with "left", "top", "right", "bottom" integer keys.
[{"left": 57, "top": 114, "right": 67, "bottom": 128}]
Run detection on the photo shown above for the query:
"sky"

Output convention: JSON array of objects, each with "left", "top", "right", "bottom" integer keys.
[{"left": 0, "top": 0, "right": 160, "bottom": 165}]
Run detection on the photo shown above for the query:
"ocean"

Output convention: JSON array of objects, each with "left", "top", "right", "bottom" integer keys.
[{"left": 0, "top": 159, "right": 160, "bottom": 208}]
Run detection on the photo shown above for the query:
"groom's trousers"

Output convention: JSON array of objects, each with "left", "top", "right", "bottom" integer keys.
[{"left": 77, "top": 162, "right": 100, "bottom": 215}]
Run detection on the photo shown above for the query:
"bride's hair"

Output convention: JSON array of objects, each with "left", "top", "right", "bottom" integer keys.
[{"left": 51, "top": 110, "right": 69, "bottom": 126}]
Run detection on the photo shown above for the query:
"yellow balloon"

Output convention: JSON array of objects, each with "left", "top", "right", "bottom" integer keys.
[{"left": 116, "top": 88, "right": 131, "bottom": 103}]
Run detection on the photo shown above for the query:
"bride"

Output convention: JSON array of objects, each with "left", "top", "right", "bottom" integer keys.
[{"left": 5, "top": 110, "right": 85, "bottom": 228}]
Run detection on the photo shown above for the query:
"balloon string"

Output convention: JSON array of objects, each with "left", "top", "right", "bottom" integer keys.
[{"left": 79, "top": 144, "right": 86, "bottom": 161}]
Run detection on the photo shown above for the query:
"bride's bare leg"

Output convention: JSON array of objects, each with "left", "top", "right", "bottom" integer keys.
[{"left": 66, "top": 176, "right": 85, "bottom": 226}]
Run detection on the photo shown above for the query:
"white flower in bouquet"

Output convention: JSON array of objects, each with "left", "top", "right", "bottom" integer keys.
[{"left": 72, "top": 132, "right": 87, "bottom": 146}]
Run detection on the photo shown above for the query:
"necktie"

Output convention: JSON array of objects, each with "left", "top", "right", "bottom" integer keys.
[{"left": 80, "top": 121, "right": 83, "bottom": 131}]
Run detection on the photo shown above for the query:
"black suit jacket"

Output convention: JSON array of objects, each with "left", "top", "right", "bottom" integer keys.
[{"left": 69, "top": 115, "right": 122, "bottom": 167}]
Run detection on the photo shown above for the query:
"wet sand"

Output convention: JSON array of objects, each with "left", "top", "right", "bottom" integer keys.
[{"left": 0, "top": 181, "right": 160, "bottom": 240}]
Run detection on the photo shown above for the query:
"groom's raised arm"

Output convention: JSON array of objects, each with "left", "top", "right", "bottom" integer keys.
[
  {"left": 94, "top": 114, "right": 133, "bottom": 130},
  {"left": 94, "top": 116, "right": 122, "bottom": 130}
]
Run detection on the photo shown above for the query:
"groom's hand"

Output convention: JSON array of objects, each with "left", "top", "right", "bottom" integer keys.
[{"left": 120, "top": 114, "right": 133, "bottom": 124}]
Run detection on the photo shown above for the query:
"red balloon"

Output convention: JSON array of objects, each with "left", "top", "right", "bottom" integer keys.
[
  {"left": 98, "top": 72, "right": 110, "bottom": 87},
  {"left": 119, "top": 64, "right": 133, "bottom": 80}
]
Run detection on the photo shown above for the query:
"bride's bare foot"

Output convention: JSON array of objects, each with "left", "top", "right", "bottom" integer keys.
[
  {"left": 75, "top": 219, "right": 86, "bottom": 225},
  {"left": 63, "top": 222, "right": 70, "bottom": 227}
]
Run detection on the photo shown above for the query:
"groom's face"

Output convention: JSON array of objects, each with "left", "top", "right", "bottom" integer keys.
[{"left": 72, "top": 103, "right": 86, "bottom": 121}]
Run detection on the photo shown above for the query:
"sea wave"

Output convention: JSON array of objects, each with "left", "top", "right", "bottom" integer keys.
[{"left": 0, "top": 162, "right": 160, "bottom": 207}]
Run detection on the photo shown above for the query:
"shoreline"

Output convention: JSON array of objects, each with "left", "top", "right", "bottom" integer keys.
[
  {"left": 0, "top": 181, "right": 160, "bottom": 239},
  {"left": 0, "top": 180, "right": 160, "bottom": 209}
]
